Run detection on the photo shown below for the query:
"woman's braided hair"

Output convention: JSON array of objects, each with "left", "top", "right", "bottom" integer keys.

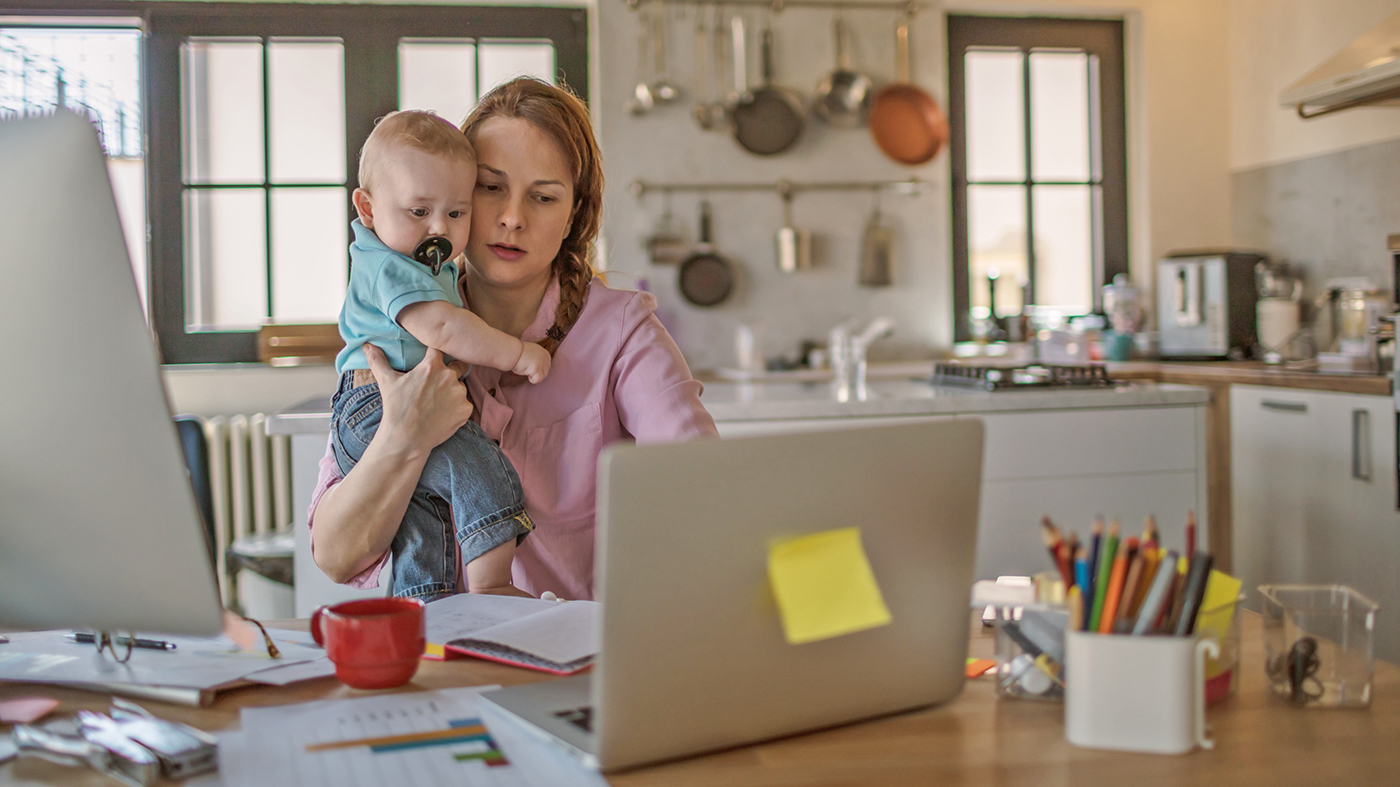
[{"left": 460, "top": 77, "right": 603, "bottom": 355}]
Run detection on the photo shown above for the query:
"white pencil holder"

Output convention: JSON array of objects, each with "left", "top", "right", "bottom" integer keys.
[{"left": 1064, "top": 632, "right": 1219, "bottom": 755}]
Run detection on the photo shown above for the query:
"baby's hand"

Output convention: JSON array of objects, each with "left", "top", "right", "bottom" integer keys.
[{"left": 513, "top": 342, "right": 551, "bottom": 383}]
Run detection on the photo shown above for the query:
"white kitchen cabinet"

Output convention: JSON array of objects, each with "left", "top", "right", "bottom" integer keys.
[
  {"left": 719, "top": 405, "right": 1208, "bottom": 581},
  {"left": 1231, "top": 384, "right": 1400, "bottom": 662}
]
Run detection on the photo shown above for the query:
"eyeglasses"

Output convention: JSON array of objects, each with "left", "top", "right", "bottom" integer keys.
[{"left": 87, "top": 617, "right": 282, "bottom": 663}]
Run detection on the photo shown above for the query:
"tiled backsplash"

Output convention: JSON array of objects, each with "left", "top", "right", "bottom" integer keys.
[{"left": 1233, "top": 136, "right": 1400, "bottom": 299}]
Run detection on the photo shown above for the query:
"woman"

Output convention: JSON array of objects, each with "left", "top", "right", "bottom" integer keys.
[{"left": 309, "top": 78, "right": 717, "bottom": 600}]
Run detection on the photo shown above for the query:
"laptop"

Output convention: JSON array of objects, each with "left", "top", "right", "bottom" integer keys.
[{"left": 480, "top": 419, "right": 985, "bottom": 772}]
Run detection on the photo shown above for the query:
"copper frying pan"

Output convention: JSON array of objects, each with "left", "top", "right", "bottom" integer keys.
[{"left": 868, "top": 17, "right": 948, "bottom": 166}]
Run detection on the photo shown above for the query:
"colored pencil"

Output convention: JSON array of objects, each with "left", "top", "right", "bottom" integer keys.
[
  {"left": 1163, "top": 558, "right": 1191, "bottom": 633},
  {"left": 1085, "top": 517, "right": 1103, "bottom": 620},
  {"left": 1073, "top": 545, "right": 1091, "bottom": 594},
  {"left": 1097, "top": 537, "right": 1134, "bottom": 634},
  {"left": 1067, "top": 585, "right": 1084, "bottom": 633},
  {"left": 1041, "top": 516, "right": 1073, "bottom": 587},
  {"left": 1114, "top": 544, "right": 1146, "bottom": 633},
  {"left": 1174, "top": 551, "right": 1215, "bottom": 636},
  {"left": 1133, "top": 550, "right": 1180, "bottom": 635},
  {"left": 1132, "top": 546, "right": 1161, "bottom": 619},
  {"left": 1088, "top": 518, "right": 1120, "bottom": 631},
  {"left": 1185, "top": 510, "right": 1197, "bottom": 557}
]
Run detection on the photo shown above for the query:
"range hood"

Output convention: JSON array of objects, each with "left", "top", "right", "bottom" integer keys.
[{"left": 1281, "top": 8, "right": 1400, "bottom": 119}]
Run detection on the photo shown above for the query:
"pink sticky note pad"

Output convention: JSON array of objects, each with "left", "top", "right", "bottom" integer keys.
[{"left": 0, "top": 696, "right": 61, "bottom": 723}]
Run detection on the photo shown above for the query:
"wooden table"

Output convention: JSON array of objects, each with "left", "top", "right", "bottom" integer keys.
[{"left": 3, "top": 613, "right": 1397, "bottom": 786}]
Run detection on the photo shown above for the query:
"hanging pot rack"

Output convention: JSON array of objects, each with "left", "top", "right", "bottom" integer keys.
[
  {"left": 625, "top": 0, "right": 922, "bottom": 12},
  {"left": 630, "top": 177, "right": 926, "bottom": 199}
]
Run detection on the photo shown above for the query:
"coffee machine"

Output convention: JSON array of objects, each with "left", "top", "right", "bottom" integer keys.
[{"left": 1156, "top": 250, "right": 1266, "bottom": 359}]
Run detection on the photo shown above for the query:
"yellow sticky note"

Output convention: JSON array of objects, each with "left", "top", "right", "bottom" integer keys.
[
  {"left": 1195, "top": 570, "right": 1243, "bottom": 631},
  {"left": 767, "top": 527, "right": 892, "bottom": 645}
]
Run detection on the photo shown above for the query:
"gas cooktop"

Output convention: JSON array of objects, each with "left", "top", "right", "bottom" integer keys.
[{"left": 930, "top": 363, "right": 1113, "bottom": 391}]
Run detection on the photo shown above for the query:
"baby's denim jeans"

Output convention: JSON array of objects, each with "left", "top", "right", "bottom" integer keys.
[{"left": 329, "top": 371, "right": 533, "bottom": 600}]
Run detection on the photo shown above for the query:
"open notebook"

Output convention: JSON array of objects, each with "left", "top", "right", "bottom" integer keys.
[{"left": 424, "top": 595, "right": 599, "bottom": 675}]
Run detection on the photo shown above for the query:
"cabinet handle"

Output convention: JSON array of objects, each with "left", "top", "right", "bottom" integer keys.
[
  {"left": 1352, "top": 409, "right": 1372, "bottom": 481},
  {"left": 1261, "top": 399, "right": 1307, "bottom": 413}
]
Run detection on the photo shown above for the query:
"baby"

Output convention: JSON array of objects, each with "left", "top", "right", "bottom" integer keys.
[{"left": 331, "top": 110, "right": 549, "bottom": 600}]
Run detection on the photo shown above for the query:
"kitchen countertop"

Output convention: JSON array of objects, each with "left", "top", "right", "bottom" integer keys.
[
  {"left": 702, "top": 380, "right": 1209, "bottom": 421},
  {"left": 270, "top": 380, "right": 1209, "bottom": 434},
  {"left": 1109, "top": 360, "right": 1392, "bottom": 396}
]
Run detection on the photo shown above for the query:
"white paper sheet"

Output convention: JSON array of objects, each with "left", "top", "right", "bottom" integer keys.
[
  {"left": 220, "top": 687, "right": 605, "bottom": 787},
  {"left": 0, "top": 630, "right": 327, "bottom": 690},
  {"left": 461, "top": 603, "right": 599, "bottom": 666},
  {"left": 423, "top": 594, "right": 564, "bottom": 645}
]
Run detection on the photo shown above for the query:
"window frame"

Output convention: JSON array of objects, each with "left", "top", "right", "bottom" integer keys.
[
  {"left": 946, "top": 15, "right": 1127, "bottom": 343},
  {"left": 2, "top": 0, "right": 588, "bottom": 364}
]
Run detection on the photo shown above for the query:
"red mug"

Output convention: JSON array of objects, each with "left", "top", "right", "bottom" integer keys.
[{"left": 310, "top": 597, "right": 426, "bottom": 689}]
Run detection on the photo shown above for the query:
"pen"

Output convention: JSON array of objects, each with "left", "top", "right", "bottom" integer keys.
[{"left": 67, "top": 632, "right": 177, "bottom": 651}]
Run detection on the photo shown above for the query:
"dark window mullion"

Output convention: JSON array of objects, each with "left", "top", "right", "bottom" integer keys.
[
  {"left": 1021, "top": 48, "right": 1036, "bottom": 308},
  {"left": 261, "top": 37, "right": 273, "bottom": 322}
]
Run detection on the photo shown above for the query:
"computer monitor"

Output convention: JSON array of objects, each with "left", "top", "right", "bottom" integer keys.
[{"left": 0, "top": 111, "right": 223, "bottom": 635}]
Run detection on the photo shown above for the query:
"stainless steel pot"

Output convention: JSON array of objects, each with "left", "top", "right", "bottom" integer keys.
[{"left": 813, "top": 17, "right": 872, "bottom": 128}]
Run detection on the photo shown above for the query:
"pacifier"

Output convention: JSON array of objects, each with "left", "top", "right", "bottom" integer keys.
[{"left": 414, "top": 236, "right": 453, "bottom": 276}]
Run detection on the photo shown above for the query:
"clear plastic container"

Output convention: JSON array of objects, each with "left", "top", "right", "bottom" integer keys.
[
  {"left": 1195, "top": 591, "right": 1246, "bottom": 706},
  {"left": 1258, "top": 584, "right": 1379, "bottom": 708},
  {"left": 992, "top": 603, "right": 1067, "bottom": 702}
]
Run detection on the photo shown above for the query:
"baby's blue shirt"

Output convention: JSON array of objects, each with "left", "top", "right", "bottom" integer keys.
[{"left": 336, "top": 219, "right": 463, "bottom": 374}]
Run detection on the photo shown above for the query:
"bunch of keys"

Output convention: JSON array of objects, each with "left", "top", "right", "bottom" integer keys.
[{"left": 13, "top": 698, "right": 217, "bottom": 786}]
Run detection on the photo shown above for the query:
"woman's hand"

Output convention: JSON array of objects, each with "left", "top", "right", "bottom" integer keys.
[
  {"left": 311, "top": 345, "right": 474, "bottom": 583},
  {"left": 365, "top": 343, "right": 474, "bottom": 458}
]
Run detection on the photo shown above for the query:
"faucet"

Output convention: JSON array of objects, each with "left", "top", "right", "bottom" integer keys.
[{"left": 830, "top": 317, "right": 895, "bottom": 399}]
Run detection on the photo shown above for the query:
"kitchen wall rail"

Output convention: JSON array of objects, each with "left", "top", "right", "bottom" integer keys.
[
  {"left": 624, "top": 0, "right": 923, "bottom": 12},
  {"left": 630, "top": 177, "right": 927, "bottom": 199}
]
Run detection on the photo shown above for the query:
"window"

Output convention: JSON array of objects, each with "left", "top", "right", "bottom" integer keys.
[
  {"left": 947, "top": 16, "right": 1127, "bottom": 342},
  {"left": 4, "top": 2, "right": 588, "bottom": 364},
  {"left": 146, "top": 3, "right": 587, "bottom": 363},
  {"left": 0, "top": 20, "right": 145, "bottom": 308}
]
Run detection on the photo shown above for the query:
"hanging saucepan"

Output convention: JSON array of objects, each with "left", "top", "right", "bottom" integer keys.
[
  {"left": 678, "top": 200, "right": 735, "bottom": 307},
  {"left": 813, "top": 16, "right": 873, "bottom": 128},
  {"left": 868, "top": 16, "right": 948, "bottom": 165},
  {"left": 730, "top": 21, "right": 805, "bottom": 156}
]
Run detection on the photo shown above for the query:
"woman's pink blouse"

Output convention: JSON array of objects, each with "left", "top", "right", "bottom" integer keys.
[{"left": 306, "top": 278, "right": 718, "bottom": 599}]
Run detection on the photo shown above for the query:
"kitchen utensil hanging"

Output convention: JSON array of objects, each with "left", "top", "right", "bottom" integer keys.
[
  {"left": 692, "top": 5, "right": 730, "bottom": 130},
  {"left": 868, "top": 15, "right": 948, "bottom": 165},
  {"left": 645, "top": 190, "right": 688, "bottom": 264},
  {"left": 678, "top": 200, "right": 737, "bottom": 306},
  {"left": 730, "top": 18, "right": 805, "bottom": 155},
  {"left": 775, "top": 182, "right": 812, "bottom": 273},
  {"left": 628, "top": 8, "right": 656, "bottom": 115},
  {"left": 858, "top": 190, "right": 894, "bottom": 286},
  {"left": 813, "top": 16, "right": 873, "bottom": 128},
  {"left": 650, "top": 1, "right": 682, "bottom": 104}
]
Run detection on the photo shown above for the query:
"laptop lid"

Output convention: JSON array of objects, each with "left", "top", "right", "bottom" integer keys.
[{"left": 592, "top": 419, "right": 984, "bottom": 771}]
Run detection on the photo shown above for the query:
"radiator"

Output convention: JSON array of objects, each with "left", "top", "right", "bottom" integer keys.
[{"left": 202, "top": 414, "right": 293, "bottom": 601}]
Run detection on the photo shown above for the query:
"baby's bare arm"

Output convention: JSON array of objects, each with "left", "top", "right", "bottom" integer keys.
[
  {"left": 465, "top": 540, "right": 533, "bottom": 597},
  {"left": 398, "top": 300, "right": 524, "bottom": 372}
]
